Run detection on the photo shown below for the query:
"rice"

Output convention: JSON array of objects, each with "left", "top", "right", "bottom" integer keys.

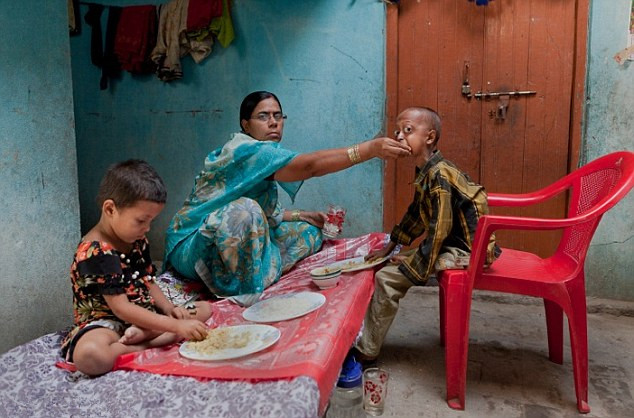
[{"left": 188, "top": 327, "right": 251, "bottom": 355}]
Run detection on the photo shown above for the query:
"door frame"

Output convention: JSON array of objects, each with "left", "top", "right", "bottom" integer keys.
[{"left": 382, "top": 0, "right": 590, "bottom": 231}]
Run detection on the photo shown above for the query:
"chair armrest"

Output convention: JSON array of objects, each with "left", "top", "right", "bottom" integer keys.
[{"left": 488, "top": 176, "right": 572, "bottom": 208}]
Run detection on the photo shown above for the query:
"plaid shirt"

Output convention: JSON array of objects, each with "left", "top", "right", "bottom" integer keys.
[{"left": 391, "top": 150, "right": 499, "bottom": 284}]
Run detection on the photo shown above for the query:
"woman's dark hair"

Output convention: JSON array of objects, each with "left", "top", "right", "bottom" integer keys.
[
  {"left": 239, "top": 91, "right": 283, "bottom": 131},
  {"left": 96, "top": 159, "right": 167, "bottom": 208}
]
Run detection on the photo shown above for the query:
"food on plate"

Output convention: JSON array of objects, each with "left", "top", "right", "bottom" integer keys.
[{"left": 187, "top": 327, "right": 251, "bottom": 355}]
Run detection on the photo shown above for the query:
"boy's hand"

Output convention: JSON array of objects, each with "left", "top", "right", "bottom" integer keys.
[
  {"left": 388, "top": 254, "right": 408, "bottom": 265},
  {"left": 175, "top": 319, "right": 208, "bottom": 341},
  {"left": 365, "top": 247, "right": 391, "bottom": 262},
  {"left": 366, "top": 241, "right": 398, "bottom": 262}
]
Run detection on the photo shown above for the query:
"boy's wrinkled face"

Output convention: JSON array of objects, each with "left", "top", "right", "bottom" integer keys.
[
  {"left": 241, "top": 97, "right": 285, "bottom": 142},
  {"left": 110, "top": 200, "right": 164, "bottom": 244},
  {"left": 394, "top": 109, "right": 435, "bottom": 157}
]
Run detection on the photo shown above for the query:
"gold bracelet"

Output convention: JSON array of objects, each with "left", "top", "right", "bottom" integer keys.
[
  {"left": 353, "top": 143, "right": 361, "bottom": 163},
  {"left": 347, "top": 144, "right": 361, "bottom": 164},
  {"left": 290, "top": 209, "right": 301, "bottom": 222}
]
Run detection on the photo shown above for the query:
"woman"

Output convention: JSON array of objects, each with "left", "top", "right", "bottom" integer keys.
[{"left": 164, "top": 91, "right": 411, "bottom": 296}]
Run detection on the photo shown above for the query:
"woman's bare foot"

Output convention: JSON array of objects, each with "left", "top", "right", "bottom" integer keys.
[{"left": 119, "top": 326, "right": 150, "bottom": 345}]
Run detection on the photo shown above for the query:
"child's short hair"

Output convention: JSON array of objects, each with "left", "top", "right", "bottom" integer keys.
[
  {"left": 418, "top": 107, "right": 442, "bottom": 142},
  {"left": 96, "top": 159, "right": 167, "bottom": 208}
]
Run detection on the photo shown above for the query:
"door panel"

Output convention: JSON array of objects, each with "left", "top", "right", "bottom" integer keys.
[{"left": 384, "top": 0, "right": 586, "bottom": 257}]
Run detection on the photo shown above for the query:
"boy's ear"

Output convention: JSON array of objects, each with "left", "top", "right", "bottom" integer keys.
[
  {"left": 426, "top": 129, "right": 437, "bottom": 145},
  {"left": 102, "top": 199, "right": 116, "bottom": 216}
]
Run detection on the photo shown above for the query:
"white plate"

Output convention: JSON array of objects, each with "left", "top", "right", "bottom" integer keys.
[
  {"left": 179, "top": 324, "right": 280, "bottom": 361},
  {"left": 242, "top": 291, "right": 326, "bottom": 323},
  {"left": 326, "top": 256, "right": 389, "bottom": 273}
]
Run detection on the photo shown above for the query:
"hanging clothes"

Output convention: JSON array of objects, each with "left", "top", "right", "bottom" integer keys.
[
  {"left": 151, "top": 0, "right": 217, "bottom": 82},
  {"left": 187, "top": 0, "right": 222, "bottom": 32},
  {"left": 84, "top": 4, "right": 122, "bottom": 90},
  {"left": 114, "top": 5, "right": 158, "bottom": 74},
  {"left": 187, "top": 0, "right": 235, "bottom": 49},
  {"left": 68, "top": 0, "right": 81, "bottom": 35}
]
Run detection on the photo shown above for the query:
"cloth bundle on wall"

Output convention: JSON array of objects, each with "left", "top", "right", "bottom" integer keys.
[{"left": 83, "top": 0, "right": 234, "bottom": 88}]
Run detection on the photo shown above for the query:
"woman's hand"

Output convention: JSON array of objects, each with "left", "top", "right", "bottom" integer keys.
[
  {"left": 300, "top": 211, "right": 327, "bottom": 228},
  {"left": 367, "top": 137, "right": 411, "bottom": 160}
]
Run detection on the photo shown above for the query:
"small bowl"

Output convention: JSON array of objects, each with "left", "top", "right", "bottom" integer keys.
[
  {"left": 310, "top": 266, "right": 342, "bottom": 278},
  {"left": 311, "top": 273, "right": 341, "bottom": 289},
  {"left": 310, "top": 267, "right": 342, "bottom": 289}
]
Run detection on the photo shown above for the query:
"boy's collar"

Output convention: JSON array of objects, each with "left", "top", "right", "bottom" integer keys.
[{"left": 419, "top": 149, "right": 443, "bottom": 172}]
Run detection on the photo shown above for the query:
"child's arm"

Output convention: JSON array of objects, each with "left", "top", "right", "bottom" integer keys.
[
  {"left": 148, "top": 282, "right": 178, "bottom": 315},
  {"left": 104, "top": 294, "right": 208, "bottom": 341}
]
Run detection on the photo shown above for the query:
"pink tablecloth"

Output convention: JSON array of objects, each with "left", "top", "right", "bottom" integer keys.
[{"left": 114, "top": 232, "right": 388, "bottom": 414}]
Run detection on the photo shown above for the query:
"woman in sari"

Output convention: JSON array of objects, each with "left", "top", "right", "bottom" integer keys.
[{"left": 164, "top": 91, "right": 411, "bottom": 296}]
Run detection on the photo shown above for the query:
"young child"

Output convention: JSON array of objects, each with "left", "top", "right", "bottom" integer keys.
[
  {"left": 354, "top": 107, "right": 500, "bottom": 362},
  {"left": 60, "top": 159, "right": 212, "bottom": 376}
]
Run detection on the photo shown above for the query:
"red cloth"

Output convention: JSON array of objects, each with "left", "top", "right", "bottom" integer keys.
[
  {"left": 114, "top": 5, "right": 157, "bottom": 73},
  {"left": 114, "top": 233, "right": 388, "bottom": 415},
  {"left": 187, "top": 0, "right": 223, "bottom": 31}
]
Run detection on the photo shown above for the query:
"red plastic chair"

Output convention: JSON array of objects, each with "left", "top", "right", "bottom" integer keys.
[{"left": 438, "top": 151, "right": 634, "bottom": 413}]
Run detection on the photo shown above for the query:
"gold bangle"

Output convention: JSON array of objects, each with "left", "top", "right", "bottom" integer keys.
[
  {"left": 291, "top": 210, "right": 301, "bottom": 222},
  {"left": 353, "top": 143, "right": 361, "bottom": 163},
  {"left": 347, "top": 144, "right": 361, "bottom": 164}
]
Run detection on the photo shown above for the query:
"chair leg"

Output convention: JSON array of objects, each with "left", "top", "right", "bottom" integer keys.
[
  {"left": 544, "top": 299, "right": 564, "bottom": 364},
  {"left": 441, "top": 270, "right": 471, "bottom": 410},
  {"left": 567, "top": 281, "right": 590, "bottom": 413}
]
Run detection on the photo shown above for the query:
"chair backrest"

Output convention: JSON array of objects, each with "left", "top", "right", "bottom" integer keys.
[{"left": 558, "top": 151, "right": 634, "bottom": 264}]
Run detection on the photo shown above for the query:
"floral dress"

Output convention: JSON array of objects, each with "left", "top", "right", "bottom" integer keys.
[
  {"left": 60, "top": 238, "right": 158, "bottom": 358},
  {"left": 165, "top": 133, "right": 323, "bottom": 296}
]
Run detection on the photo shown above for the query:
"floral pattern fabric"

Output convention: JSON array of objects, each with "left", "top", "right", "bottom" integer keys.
[
  {"left": 165, "top": 133, "right": 322, "bottom": 296},
  {"left": 61, "top": 239, "right": 158, "bottom": 356}
]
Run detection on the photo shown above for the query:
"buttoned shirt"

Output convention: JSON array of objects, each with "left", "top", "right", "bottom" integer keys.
[{"left": 391, "top": 150, "right": 500, "bottom": 284}]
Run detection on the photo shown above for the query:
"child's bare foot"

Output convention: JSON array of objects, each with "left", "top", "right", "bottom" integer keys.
[{"left": 119, "top": 326, "right": 147, "bottom": 345}]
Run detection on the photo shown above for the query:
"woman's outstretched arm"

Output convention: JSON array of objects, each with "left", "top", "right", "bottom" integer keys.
[{"left": 273, "top": 137, "right": 411, "bottom": 182}]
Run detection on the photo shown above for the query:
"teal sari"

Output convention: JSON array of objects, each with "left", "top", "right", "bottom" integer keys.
[{"left": 164, "top": 133, "right": 323, "bottom": 296}]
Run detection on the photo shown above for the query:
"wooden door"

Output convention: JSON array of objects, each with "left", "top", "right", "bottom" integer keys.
[{"left": 383, "top": 0, "right": 588, "bottom": 257}]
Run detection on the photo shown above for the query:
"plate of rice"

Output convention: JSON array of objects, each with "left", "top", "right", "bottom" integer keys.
[
  {"left": 242, "top": 292, "right": 326, "bottom": 323},
  {"left": 179, "top": 324, "right": 281, "bottom": 361}
]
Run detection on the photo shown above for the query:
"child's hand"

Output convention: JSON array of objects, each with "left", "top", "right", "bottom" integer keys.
[
  {"left": 365, "top": 248, "right": 391, "bottom": 262},
  {"left": 388, "top": 254, "right": 408, "bottom": 265},
  {"left": 170, "top": 306, "right": 191, "bottom": 320},
  {"left": 175, "top": 319, "right": 208, "bottom": 342}
]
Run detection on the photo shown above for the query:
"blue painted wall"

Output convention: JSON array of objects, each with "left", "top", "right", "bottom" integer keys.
[
  {"left": 583, "top": 0, "right": 634, "bottom": 300},
  {"left": 70, "top": 0, "right": 633, "bottom": 300},
  {"left": 71, "top": 0, "right": 387, "bottom": 262},
  {"left": 0, "top": 1, "right": 80, "bottom": 353}
]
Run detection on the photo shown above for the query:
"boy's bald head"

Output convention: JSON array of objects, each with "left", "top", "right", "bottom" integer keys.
[{"left": 399, "top": 107, "right": 442, "bottom": 143}]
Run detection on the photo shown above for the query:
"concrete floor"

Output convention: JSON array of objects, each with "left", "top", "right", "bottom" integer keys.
[{"left": 373, "top": 286, "right": 634, "bottom": 418}]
